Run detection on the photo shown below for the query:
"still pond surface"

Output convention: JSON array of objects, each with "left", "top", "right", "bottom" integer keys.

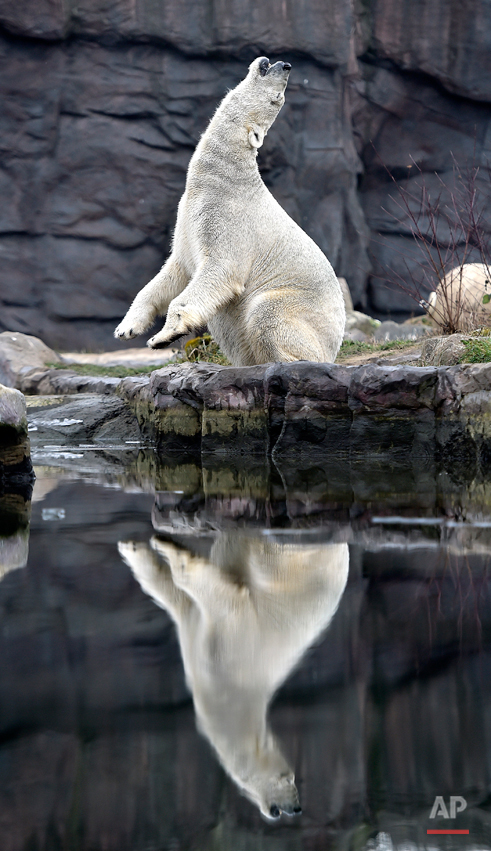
[{"left": 1, "top": 439, "right": 491, "bottom": 851}]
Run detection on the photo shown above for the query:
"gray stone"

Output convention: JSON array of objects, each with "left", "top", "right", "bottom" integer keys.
[
  {"left": 421, "top": 335, "right": 467, "bottom": 366},
  {"left": 27, "top": 394, "right": 141, "bottom": 445},
  {"left": 19, "top": 367, "right": 124, "bottom": 397},
  {"left": 373, "top": 320, "right": 431, "bottom": 342},
  {"left": 0, "top": 332, "right": 60, "bottom": 388},
  {"left": 0, "top": 383, "right": 27, "bottom": 432},
  {"left": 345, "top": 310, "right": 381, "bottom": 336},
  {"left": 337, "top": 277, "right": 354, "bottom": 312},
  {"left": 343, "top": 329, "right": 369, "bottom": 343},
  {"left": 0, "top": 383, "right": 31, "bottom": 472},
  {"left": 61, "top": 347, "right": 175, "bottom": 369},
  {"left": 348, "top": 363, "right": 439, "bottom": 413},
  {"left": 25, "top": 393, "right": 143, "bottom": 478}
]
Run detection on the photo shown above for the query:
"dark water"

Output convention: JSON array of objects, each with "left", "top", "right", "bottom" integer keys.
[{"left": 1, "top": 453, "right": 491, "bottom": 851}]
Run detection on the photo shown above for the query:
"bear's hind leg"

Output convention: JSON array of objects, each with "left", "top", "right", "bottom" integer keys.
[
  {"left": 257, "top": 329, "right": 325, "bottom": 363},
  {"left": 115, "top": 254, "right": 188, "bottom": 340},
  {"left": 247, "top": 301, "right": 326, "bottom": 364}
]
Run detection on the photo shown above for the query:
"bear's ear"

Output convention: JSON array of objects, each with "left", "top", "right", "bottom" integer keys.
[
  {"left": 249, "top": 56, "right": 269, "bottom": 75},
  {"left": 248, "top": 124, "right": 265, "bottom": 149}
]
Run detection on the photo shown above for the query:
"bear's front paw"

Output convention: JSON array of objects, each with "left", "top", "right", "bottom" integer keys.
[
  {"left": 147, "top": 305, "right": 196, "bottom": 348},
  {"left": 151, "top": 537, "right": 179, "bottom": 562},
  {"left": 118, "top": 540, "right": 145, "bottom": 558},
  {"left": 114, "top": 314, "right": 149, "bottom": 340},
  {"left": 147, "top": 331, "right": 183, "bottom": 348},
  {"left": 114, "top": 320, "right": 137, "bottom": 340},
  {"left": 151, "top": 537, "right": 191, "bottom": 576}
]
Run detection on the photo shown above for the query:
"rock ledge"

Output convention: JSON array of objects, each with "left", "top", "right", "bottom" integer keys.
[{"left": 118, "top": 360, "right": 491, "bottom": 457}]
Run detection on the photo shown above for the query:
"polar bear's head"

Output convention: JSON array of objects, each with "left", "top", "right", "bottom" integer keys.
[
  {"left": 257, "top": 770, "right": 302, "bottom": 820},
  {"left": 237, "top": 57, "right": 291, "bottom": 150},
  {"left": 240, "top": 761, "right": 302, "bottom": 820}
]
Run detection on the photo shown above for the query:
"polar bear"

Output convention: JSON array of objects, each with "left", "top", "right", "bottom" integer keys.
[
  {"left": 118, "top": 534, "right": 349, "bottom": 818},
  {"left": 114, "top": 57, "right": 345, "bottom": 365},
  {"left": 425, "top": 262, "right": 491, "bottom": 332}
]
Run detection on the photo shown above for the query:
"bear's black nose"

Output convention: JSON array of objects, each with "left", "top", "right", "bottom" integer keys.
[{"left": 283, "top": 62, "right": 292, "bottom": 71}]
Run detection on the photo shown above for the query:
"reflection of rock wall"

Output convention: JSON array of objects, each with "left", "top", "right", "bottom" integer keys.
[
  {"left": 0, "top": 492, "right": 31, "bottom": 580},
  {"left": 3, "top": 1, "right": 491, "bottom": 347}
]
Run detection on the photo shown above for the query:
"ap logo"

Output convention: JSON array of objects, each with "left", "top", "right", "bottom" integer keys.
[{"left": 430, "top": 796, "right": 467, "bottom": 819}]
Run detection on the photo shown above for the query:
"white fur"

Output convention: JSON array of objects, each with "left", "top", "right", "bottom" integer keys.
[
  {"left": 118, "top": 534, "right": 349, "bottom": 818},
  {"left": 115, "top": 57, "right": 345, "bottom": 365}
]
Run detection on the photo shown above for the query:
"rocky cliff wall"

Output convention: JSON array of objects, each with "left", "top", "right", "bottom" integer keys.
[{"left": 1, "top": 0, "right": 491, "bottom": 349}]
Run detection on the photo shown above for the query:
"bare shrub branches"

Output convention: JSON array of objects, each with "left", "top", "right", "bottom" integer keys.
[{"left": 372, "top": 152, "right": 491, "bottom": 333}]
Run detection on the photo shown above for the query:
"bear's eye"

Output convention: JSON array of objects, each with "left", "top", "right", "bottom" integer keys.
[{"left": 259, "top": 58, "right": 269, "bottom": 77}]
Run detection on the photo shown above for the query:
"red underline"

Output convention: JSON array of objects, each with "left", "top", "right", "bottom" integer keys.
[{"left": 427, "top": 830, "right": 469, "bottom": 835}]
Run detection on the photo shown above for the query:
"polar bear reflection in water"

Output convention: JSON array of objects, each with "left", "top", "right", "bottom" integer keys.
[{"left": 118, "top": 534, "right": 348, "bottom": 819}]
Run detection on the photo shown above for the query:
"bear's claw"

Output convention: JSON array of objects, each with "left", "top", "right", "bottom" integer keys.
[
  {"left": 148, "top": 332, "right": 183, "bottom": 348},
  {"left": 114, "top": 324, "right": 136, "bottom": 340}
]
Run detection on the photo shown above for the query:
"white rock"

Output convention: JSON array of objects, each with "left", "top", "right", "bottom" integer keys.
[{"left": 0, "top": 383, "right": 27, "bottom": 432}]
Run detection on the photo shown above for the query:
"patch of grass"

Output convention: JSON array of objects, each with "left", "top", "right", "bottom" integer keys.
[
  {"left": 45, "top": 333, "right": 230, "bottom": 376},
  {"left": 459, "top": 337, "right": 491, "bottom": 363},
  {"left": 46, "top": 362, "right": 166, "bottom": 378},
  {"left": 336, "top": 338, "right": 420, "bottom": 361},
  {"left": 174, "top": 334, "right": 230, "bottom": 366}
]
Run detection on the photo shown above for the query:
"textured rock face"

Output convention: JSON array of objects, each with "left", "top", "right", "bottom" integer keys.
[
  {"left": 1, "top": 1, "right": 491, "bottom": 347},
  {"left": 370, "top": 0, "right": 491, "bottom": 101},
  {"left": 355, "top": 62, "right": 491, "bottom": 314},
  {"left": 0, "top": 0, "right": 352, "bottom": 62}
]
